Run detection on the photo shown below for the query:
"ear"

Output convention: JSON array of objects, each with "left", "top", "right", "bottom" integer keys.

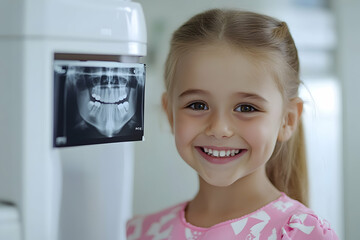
[
  {"left": 162, "top": 92, "right": 174, "bottom": 133},
  {"left": 278, "top": 97, "right": 303, "bottom": 142}
]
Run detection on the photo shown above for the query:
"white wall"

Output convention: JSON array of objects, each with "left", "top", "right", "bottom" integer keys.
[
  {"left": 300, "top": 78, "right": 343, "bottom": 239},
  {"left": 334, "top": 1, "right": 360, "bottom": 240}
]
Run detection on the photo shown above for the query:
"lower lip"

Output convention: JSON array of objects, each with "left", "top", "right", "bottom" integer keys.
[{"left": 195, "top": 147, "right": 247, "bottom": 165}]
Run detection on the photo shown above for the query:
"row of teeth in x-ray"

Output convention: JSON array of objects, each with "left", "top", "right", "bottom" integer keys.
[
  {"left": 88, "top": 101, "right": 130, "bottom": 117},
  {"left": 91, "top": 85, "right": 128, "bottom": 104}
]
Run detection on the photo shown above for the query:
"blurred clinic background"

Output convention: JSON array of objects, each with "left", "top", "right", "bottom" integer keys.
[
  {"left": 133, "top": 0, "right": 359, "bottom": 240},
  {"left": 0, "top": 0, "right": 359, "bottom": 240}
]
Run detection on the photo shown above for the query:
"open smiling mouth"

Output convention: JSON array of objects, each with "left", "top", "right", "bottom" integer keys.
[
  {"left": 200, "top": 147, "right": 244, "bottom": 157},
  {"left": 196, "top": 147, "right": 247, "bottom": 164}
]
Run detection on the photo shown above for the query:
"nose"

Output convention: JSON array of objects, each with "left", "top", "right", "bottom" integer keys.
[{"left": 205, "top": 112, "right": 234, "bottom": 139}]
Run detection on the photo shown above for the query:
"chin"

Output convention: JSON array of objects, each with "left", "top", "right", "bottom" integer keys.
[{"left": 201, "top": 173, "right": 239, "bottom": 187}]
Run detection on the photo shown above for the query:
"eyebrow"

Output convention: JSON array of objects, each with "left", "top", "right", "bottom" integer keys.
[
  {"left": 234, "top": 92, "right": 268, "bottom": 103},
  {"left": 178, "top": 89, "right": 268, "bottom": 103},
  {"left": 178, "top": 89, "right": 209, "bottom": 98}
]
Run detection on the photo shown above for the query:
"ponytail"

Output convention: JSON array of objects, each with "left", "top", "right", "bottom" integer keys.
[{"left": 266, "top": 120, "right": 308, "bottom": 205}]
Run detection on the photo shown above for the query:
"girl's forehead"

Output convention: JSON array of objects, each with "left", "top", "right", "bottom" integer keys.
[{"left": 174, "top": 43, "right": 281, "bottom": 97}]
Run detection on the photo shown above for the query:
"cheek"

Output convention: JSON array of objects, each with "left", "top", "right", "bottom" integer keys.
[
  {"left": 173, "top": 112, "right": 199, "bottom": 153},
  {"left": 242, "top": 117, "right": 280, "bottom": 158}
]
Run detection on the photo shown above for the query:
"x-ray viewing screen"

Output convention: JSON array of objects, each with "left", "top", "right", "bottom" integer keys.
[{"left": 53, "top": 60, "right": 145, "bottom": 147}]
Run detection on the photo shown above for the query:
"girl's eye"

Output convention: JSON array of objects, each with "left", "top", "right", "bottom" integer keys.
[
  {"left": 234, "top": 104, "right": 257, "bottom": 112},
  {"left": 186, "top": 102, "right": 209, "bottom": 111}
]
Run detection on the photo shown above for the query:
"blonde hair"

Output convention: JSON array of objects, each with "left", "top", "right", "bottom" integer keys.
[{"left": 164, "top": 9, "right": 308, "bottom": 205}]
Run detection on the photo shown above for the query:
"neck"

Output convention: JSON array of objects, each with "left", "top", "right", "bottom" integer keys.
[{"left": 187, "top": 166, "right": 281, "bottom": 218}]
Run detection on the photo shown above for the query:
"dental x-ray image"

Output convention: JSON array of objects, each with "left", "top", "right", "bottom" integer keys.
[{"left": 53, "top": 60, "right": 145, "bottom": 147}]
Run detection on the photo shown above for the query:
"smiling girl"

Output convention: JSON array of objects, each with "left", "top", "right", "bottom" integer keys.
[{"left": 126, "top": 9, "right": 339, "bottom": 239}]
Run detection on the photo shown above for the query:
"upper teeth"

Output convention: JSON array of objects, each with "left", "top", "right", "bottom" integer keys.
[
  {"left": 92, "top": 85, "right": 127, "bottom": 104},
  {"left": 203, "top": 148, "right": 240, "bottom": 157}
]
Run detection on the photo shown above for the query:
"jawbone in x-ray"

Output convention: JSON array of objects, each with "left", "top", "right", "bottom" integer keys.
[{"left": 53, "top": 60, "right": 145, "bottom": 147}]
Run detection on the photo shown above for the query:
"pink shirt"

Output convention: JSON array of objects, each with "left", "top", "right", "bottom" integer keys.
[{"left": 126, "top": 193, "right": 338, "bottom": 239}]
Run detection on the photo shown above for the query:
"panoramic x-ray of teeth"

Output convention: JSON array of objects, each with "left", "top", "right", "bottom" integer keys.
[{"left": 53, "top": 60, "right": 145, "bottom": 147}]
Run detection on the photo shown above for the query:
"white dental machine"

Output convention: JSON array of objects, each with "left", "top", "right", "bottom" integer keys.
[{"left": 0, "top": 0, "right": 146, "bottom": 239}]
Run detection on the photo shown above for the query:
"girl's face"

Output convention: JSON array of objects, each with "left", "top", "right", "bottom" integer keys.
[{"left": 167, "top": 43, "right": 286, "bottom": 187}]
